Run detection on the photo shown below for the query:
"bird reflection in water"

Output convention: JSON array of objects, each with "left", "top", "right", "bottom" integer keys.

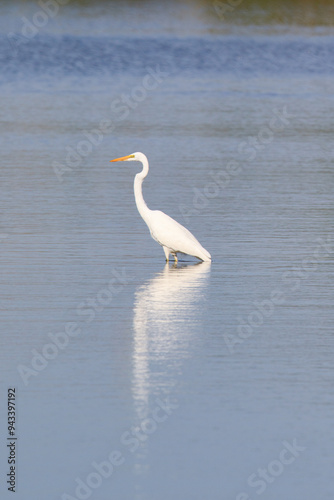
[{"left": 131, "top": 261, "right": 211, "bottom": 479}]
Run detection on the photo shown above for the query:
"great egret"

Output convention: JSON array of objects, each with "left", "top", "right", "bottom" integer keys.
[{"left": 110, "top": 152, "right": 211, "bottom": 263}]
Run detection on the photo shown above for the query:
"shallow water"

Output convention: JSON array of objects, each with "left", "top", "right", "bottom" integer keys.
[{"left": 1, "top": 1, "right": 334, "bottom": 499}]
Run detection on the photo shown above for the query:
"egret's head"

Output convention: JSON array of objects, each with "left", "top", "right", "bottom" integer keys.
[{"left": 110, "top": 152, "right": 146, "bottom": 163}]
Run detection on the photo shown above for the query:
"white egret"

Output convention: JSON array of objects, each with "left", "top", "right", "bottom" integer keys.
[{"left": 110, "top": 152, "right": 211, "bottom": 263}]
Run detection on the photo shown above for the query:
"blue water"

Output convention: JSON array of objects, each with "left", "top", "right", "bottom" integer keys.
[
  {"left": 2, "top": 35, "right": 334, "bottom": 81},
  {"left": 0, "top": 1, "right": 333, "bottom": 499}
]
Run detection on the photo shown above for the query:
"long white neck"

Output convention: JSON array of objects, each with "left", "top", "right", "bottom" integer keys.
[{"left": 134, "top": 155, "right": 151, "bottom": 222}]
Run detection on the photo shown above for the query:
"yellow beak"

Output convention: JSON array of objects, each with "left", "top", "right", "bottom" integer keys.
[{"left": 110, "top": 154, "right": 134, "bottom": 162}]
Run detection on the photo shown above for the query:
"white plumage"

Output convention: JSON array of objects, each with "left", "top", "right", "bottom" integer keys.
[{"left": 110, "top": 152, "right": 211, "bottom": 263}]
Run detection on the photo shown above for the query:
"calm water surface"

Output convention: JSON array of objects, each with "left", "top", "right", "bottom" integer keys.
[{"left": 0, "top": 1, "right": 333, "bottom": 499}]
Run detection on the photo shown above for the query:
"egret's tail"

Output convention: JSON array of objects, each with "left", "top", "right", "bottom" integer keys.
[{"left": 197, "top": 246, "right": 211, "bottom": 262}]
